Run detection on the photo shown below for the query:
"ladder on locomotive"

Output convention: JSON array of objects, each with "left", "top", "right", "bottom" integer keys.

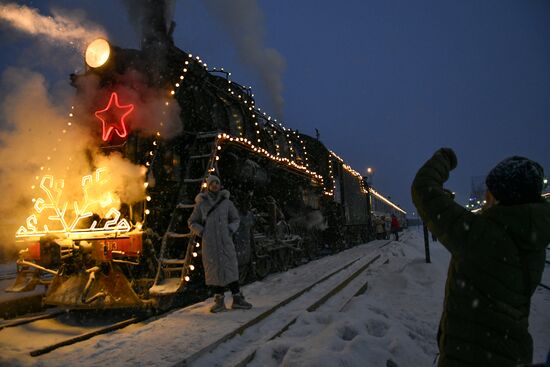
[{"left": 149, "top": 132, "right": 220, "bottom": 296}]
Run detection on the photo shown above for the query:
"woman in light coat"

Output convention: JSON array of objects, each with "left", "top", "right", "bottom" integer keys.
[
  {"left": 188, "top": 175, "right": 252, "bottom": 313},
  {"left": 375, "top": 216, "right": 386, "bottom": 240}
]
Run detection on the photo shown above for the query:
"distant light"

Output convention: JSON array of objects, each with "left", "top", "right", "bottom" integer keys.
[{"left": 85, "top": 38, "right": 110, "bottom": 68}]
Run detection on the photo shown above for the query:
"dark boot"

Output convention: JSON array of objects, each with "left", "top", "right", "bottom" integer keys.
[
  {"left": 231, "top": 292, "right": 252, "bottom": 310},
  {"left": 210, "top": 294, "right": 226, "bottom": 313}
]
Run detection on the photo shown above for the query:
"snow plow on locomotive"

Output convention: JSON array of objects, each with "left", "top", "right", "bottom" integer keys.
[{"left": 7, "top": 6, "right": 406, "bottom": 310}]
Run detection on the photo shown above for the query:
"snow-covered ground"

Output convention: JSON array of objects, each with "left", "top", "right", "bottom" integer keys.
[
  {"left": 0, "top": 229, "right": 548, "bottom": 366},
  {"left": 247, "top": 231, "right": 549, "bottom": 367}
]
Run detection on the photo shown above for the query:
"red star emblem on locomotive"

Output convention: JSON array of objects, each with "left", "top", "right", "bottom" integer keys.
[{"left": 94, "top": 92, "right": 134, "bottom": 141}]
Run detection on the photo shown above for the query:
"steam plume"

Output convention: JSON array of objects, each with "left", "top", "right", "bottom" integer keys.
[
  {"left": 121, "top": 0, "right": 176, "bottom": 43},
  {"left": 0, "top": 3, "right": 107, "bottom": 51},
  {"left": 202, "top": 0, "right": 286, "bottom": 119},
  {"left": 72, "top": 70, "right": 182, "bottom": 138},
  {"left": 0, "top": 68, "right": 146, "bottom": 257}
]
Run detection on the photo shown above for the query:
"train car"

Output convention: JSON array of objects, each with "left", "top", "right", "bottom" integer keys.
[
  {"left": 369, "top": 186, "right": 407, "bottom": 229},
  {"left": 8, "top": 2, "right": 406, "bottom": 309}
]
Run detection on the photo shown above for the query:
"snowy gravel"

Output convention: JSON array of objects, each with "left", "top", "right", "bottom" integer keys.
[{"left": 0, "top": 229, "right": 548, "bottom": 366}]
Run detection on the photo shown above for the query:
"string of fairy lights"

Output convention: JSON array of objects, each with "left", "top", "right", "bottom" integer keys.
[
  {"left": 23, "top": 87, "right": 165, "bottom": 238},
  {"left": 168, "top": 53, "right": 406, "bottom": 218},
  {"left": 27, "top": 106, "right": 76, "bottom": 222},
  {"left": 23, "top": 47, "right": 405, "bottom": 284}
]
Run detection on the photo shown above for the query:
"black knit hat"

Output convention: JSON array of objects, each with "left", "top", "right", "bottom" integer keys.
[{"left": 485, "top": 156, "right": 545, "bottom": 205}]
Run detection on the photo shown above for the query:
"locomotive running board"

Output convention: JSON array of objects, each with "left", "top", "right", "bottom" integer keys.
[{"left": 149, "top": 277, "right": 185, "bottom": 296}]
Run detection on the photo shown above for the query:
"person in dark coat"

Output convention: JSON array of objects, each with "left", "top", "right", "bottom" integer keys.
[
  {"left": 188, "top": 175, "right": 252, "bottom": 313},
  {"left": 390, "top": 214, "right": 400, "bottom": 241},
  {"left": 412, "top": 148, "right": 550, "bottom": 367}
]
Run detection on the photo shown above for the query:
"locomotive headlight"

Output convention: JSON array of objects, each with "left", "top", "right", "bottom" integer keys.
[{"left": 85, "top": 38, "right": 111, "bottom": 68}]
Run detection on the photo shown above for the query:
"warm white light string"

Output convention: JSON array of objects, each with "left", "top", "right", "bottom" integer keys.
[{"left": 169, "top": 53, "right": 407, "bottom": 236}]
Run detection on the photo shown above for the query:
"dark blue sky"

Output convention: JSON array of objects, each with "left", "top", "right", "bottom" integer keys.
[{"left": 1, "top": 0, "right": 549, "bottom": 214}]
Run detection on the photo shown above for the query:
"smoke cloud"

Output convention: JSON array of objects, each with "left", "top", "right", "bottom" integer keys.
[
  {"left": 289, "top": 210, "right": 328, "bottom": 231},
  {"left": 0, "top": 3, "right": 182, "bottom": 262},
  {"left": 72, "top": 70, "right": 182, "bottom": 138},
  {"left": 202, "top": 0, "right": 286, "bottom": 119},
  {"left": 121, "top": 0, "right": 176, "bottom": 41},
  {"left": 0, "top": 3, "right": 107, "bottom": 52},
  {"left": 93, "top": 153, "right": 146, "bottom": 205},
  {"left": 0, "top": 68, "right": 148, "bottom": 258}
]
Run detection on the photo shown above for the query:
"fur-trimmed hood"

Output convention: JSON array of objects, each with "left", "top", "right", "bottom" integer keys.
[{"left": 195, "top": 189, "right": 230, "bottom": 204}]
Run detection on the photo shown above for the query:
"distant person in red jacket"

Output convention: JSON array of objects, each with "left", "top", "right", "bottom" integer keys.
[{"left": 390, "top": 214, "right": 400, "bottom": 241}]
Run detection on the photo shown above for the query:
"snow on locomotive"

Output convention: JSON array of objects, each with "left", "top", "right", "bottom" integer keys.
[{"left": 8, "top": 5, "right": 405, "bottom": 309}]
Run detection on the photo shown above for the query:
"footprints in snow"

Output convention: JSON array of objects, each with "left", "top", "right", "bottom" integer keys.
[
  {"left": 265, "top": 315, "right": 391, "bottom": 364},
  {"left": 365, "top": 318, "right": 390, "bottom": 338},
  {"left": 338, "top": 324, "right": 359, "bottom": 341}
]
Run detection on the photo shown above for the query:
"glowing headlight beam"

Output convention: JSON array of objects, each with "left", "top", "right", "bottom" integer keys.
[{"left": 85, "top": 38, "right": 110, "bottom": 68}]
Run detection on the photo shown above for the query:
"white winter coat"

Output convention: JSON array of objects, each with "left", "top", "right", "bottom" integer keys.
[
  {"left": 375, "top": 218, "right": 385, "bottom": 234},
  {"left": 188, "top": 190, "right": 240, "bottom": 286}
]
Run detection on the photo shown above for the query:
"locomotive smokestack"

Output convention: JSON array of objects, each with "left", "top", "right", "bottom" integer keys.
[
  {"left": 122, "top": 0, "right": 176, "bottom": 84},
  {"left": 139, "top": 0, "right": 175, "bottom": 51}
]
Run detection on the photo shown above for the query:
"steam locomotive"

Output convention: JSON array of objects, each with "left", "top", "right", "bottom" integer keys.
[{"left": 8, "top": 4, "right": 406, "bottom": 309}]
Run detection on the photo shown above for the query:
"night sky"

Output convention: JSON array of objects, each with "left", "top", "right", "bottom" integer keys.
[{"left": 1, "top": 0, "right": 549, "bottom": 215}]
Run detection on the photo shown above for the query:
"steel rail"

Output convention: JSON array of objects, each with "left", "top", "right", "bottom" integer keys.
[
  {"left": 171, "top": 249, "right": 378, "bottom": 367},
  {"left": 234, "top": 253, "right": 383, "bottom": 367},
  {"left": 29, "top": 315, "right": 148, "bottom": 357},
  {"left": 0, "top": 272, "right": 17, "bottom": 281},
  {"left": 0, "top": 309, "right": 65, "bottom": 331},
  {"left": 23, "top": 250, "right": 363, "bottom": 359},
  {"left": 174, "top": 239, "right": 393, "bottom": 367}
]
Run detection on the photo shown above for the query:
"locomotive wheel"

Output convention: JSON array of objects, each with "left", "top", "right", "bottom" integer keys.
[{"left": 253, "top": 256, "right": 271, "bottom": 279}]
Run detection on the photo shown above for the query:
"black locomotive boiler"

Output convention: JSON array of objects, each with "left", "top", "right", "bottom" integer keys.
[{"left": 8, "top": 3, "right": 406, "bottom": 309}]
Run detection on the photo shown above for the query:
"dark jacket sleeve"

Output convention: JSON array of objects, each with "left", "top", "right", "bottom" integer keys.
[{"left": 411, "top": 148, "right": 479, "bottom": 255}]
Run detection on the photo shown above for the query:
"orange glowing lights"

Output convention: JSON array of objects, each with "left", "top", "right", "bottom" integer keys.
[
  {"left": 94, "top": 92, "right": 134, "bottom": 141},
  {"left": 16, "top": 169, "right": 133, "bottom": 239}
]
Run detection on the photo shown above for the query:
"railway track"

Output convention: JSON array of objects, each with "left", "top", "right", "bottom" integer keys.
[
  {"left": 2, "top": 231, "right": 544, "bottom": 365},
  {"left": 173, "top": 238, "right": 397, "bottom": 367},
  {"left": 0, "top": 237, "right": 400, "bottom": 361},
  {"left": 0, "top": 272, "right": 16, "bottom": 281},
  {"left": 0, "top": 307, "right": 152, "bottom": 357},
  {"left": 181, "top": 235, "right": 546, "bottom": 367},
  {"left": 0, "top": 308, "right": 64, "bottom": 331}
]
